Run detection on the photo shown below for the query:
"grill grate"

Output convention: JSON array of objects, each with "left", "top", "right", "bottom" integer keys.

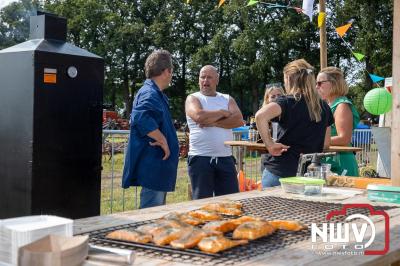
[{"left": 86, "top": 196, "right": 396, "bottom": 266}]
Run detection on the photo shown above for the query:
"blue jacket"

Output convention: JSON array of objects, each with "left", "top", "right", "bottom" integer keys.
[{"left": 122, "top": 79, "right": 179, "bottom": 191}]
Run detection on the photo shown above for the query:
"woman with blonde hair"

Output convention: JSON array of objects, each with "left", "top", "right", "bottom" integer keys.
[
  {"left": 260, "top": 84, "right": 285, "bottom": 173},
  {"left": 255, "top": 59, "right": 333, "bottom": 188},
  {"left": 316, "top": 67, "right": 360, "bottom": 176},
  {"left": 263, "top": 84, "right": 285, "bottom": 106}
]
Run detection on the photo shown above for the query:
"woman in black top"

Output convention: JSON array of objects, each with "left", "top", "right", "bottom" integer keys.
[{"left": 255, "top": 59, "right": 334, "bottom": 188}]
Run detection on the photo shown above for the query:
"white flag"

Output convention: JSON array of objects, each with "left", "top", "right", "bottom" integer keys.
[{"left": 302, "top": 0, "right": 314, "bottom": 22}]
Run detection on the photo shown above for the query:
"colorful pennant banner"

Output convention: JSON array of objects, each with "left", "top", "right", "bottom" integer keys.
[
  {"left": 184, "top": 0, "right": 389, "bottom": 89},
  {"left": 369, "top": 74, "right": 385, "bottom": 83},
  {"left": 302, "top": 0, "right": 314, "bottom": 22},
  {"left": 352, "top": 52, "right": 365, "bottom": 61},
  {"left": 335, "top": 23, "right": 352, "bottom": 37}
]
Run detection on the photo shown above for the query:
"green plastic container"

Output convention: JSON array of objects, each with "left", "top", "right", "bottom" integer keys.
[
  {"left": 280, "top": 177, "right": 326, "bottom": 195},
  {"left": 367, "top": 185, "right": 400, "bottom": 204}
]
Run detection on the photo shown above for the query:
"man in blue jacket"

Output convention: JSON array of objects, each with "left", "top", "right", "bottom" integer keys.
[{"left": 122, "top": 50, "right": 179, "bottom": 209}]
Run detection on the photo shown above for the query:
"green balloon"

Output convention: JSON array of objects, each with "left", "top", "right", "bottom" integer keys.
[{"left": 363, "top": 88, "right": 392, "bottom": 115}]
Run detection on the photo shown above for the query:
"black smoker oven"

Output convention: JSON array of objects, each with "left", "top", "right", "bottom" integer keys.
[{"left": 0, "top": 12, "right": 104, "bottom": 219}]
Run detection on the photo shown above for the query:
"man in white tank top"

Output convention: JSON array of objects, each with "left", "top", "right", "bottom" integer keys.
[{"left": 185, "top": 65, "right": 244, "bottom": 199}]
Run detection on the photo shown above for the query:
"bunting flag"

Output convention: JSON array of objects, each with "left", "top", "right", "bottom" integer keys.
[
  {"left": 218, "top": 0, "right": 226, "bottom": 8},
  {"left": 258, "top": 2, "right": 303, "bottom": 14},
  {"left": 318, "top": 12, "right": 326, "bottom": 28},
  {"left": 369, "top": 74, "right": 385, "bottom": 83},
  {"left": 302, "top": 0, "right": 314, "bottom": 22},
  {"left": 352, "top": 52, "right": 365, "bottom": 61},
  {"left": 336, "top": 23, "right": 352, "bottom": 37},
  {"left": 247, "top": 0, "right": 259, "bottom": 7}
]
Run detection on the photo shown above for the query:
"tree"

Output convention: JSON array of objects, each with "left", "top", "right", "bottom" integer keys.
[{"left": 0, "top": 0, "right": 41, "bottom": 49}]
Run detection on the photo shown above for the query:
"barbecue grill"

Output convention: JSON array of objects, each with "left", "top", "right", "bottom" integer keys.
[{"left": 85, "top": 196, "right": 396, "bottom": 266}]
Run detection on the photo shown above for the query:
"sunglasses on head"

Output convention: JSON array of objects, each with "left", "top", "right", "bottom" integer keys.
[{"left": 316, "top": 80, "right": 330, "bottom": 86}]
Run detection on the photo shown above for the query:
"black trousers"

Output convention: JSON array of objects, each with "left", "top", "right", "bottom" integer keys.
[{"left": 187, "top": 155, "right": 239, "bottom": 199}]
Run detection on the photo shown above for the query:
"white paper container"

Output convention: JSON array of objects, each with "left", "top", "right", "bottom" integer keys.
[{"left": 0, "top": 215, "right": 73, "bottom": 265}]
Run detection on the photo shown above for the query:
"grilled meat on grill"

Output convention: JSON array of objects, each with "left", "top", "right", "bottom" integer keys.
[
  {"left": 214, "top": 200, "right": 243, "bottom": 209},
  {"left": 202, "top": 220, "right": 238, "bottom": 233},
  {"left": 152, "top": 226, "right": 193, "bottom": 246},
  {"left": 157, "top": 218, "right": 193, "bottom": 229},
  {"left": 187, "top": 210, "right": 222, "bottom": 221},
  {"left": 136, "top": 223, "right": 165, "bottom": 235},
  {"left": 105, "top": 229, "right": 152, "bottom": 243},
  {"left": 268, "top": 220, "right": 307, "bottom": 231},
  {"left": 232, "top": 220, "right": 276, "bottom": 240},
  {"left": 230, "top": 215, "right": 261, "bottom": 226},
  {"left": 170, "top": 228, "right": 208, "bottom": 249},
  {"left": 197, "top": 236, "right": 248, "bottom": 253},
  {"left": 200, "top": 202, "right": 242, "bottom": 216},
  {"left": 163, "top": 212, "right": 204, "bottom": 226}
]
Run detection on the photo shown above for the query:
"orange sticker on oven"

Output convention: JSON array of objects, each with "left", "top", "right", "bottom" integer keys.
[{"left": 44, "top": 73, "right": 57, "bottom": 84}]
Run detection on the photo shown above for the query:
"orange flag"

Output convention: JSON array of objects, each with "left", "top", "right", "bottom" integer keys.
[
  {"left": 218, "top": 0, "right": 226, "bottom": 8},
  {"left": 336, "top": 23, "right": 352, "bottom": 37}
]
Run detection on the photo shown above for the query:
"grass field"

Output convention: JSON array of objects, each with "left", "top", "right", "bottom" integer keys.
[
  {"left": 100, "top": 132, "right": 378, "bottom": 215},
  {"left": 101, "top": 154, "right": 191, "bottom": 215},
  {"left": 100, "top": 151, "right": 262, "bottom": 215}
]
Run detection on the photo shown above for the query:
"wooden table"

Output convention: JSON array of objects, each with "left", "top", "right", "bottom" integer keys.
[
  {"left": 225, "top": 140, "right": 363, "bottom": 172},
  {"left": 75, "top": 188, "right": 400, "bottom": 266},
  {"left": 224, "top": 140, "right": 363, "bottom": 153}
]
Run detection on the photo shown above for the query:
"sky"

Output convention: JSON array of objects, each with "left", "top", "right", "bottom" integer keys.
[{"left": 0, "top": 0, "right": 18, "bottom": 10}]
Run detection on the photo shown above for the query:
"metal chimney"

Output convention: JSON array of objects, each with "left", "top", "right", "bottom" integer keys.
[{"left": 30, "top": 11, "right": 67, "bottom": 41}]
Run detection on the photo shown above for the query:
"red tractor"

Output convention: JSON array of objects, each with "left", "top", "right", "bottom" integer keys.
[{"left": 102, "top": 110, "right": 129, "bottom": 130}]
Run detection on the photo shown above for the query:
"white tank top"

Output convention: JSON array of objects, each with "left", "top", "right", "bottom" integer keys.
[{"left": 187, "top": 92, "right": 233, "bottom": 157}]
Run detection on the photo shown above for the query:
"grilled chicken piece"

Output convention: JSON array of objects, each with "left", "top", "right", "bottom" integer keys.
[
  {"left": 152, "top": 226, "right": 192, "bottom": 246},
  {"left": 170, "top": 228, "right": 208, "bottom": 249},
  {"left": 163, "top": 212, "right": 204, "bottom": 226},
  {"left": 268, "top": 220, "right": 308, "bottom": 231},
  {"left": 105, "top": 229, "right": 152, "bottom": 244},
  {"left": 201, "top": 202, "right": 242, "bottom": 216},
  {"left": 187, "top": 210, "right": 221, "bottom": 221},
  {"left": 197, "top": 236, "right": 248, "bottom": 253},
  {"left": 230, "top": 216, "right": 260, "bottom": 226},
  {"left": 202, "top": 220, "right": 238, "bottom": 233},
  {"left": 232, "top": 221, "right": 276, "bottom": 240}
]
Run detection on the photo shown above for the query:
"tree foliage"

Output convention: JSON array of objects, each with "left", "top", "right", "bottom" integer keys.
[{"left": 0, "top": 0, "right": 394, "bottom": 120}]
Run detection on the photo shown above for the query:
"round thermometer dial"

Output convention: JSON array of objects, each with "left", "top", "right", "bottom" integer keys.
[{"left": 67, "top": 66, "right": 78, "bottom": 78}]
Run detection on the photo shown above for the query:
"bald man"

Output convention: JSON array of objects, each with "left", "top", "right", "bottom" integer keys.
[{"left": 185, "top": 65, "right": 244, "bottom": 199}]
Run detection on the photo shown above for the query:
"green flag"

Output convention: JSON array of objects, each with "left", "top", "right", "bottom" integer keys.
[
  {"left": 247, "top": 0, "right": 259, "bottom": 6},
  {"left": 353, "top": 52, "right": 365, "bottom": 61}
]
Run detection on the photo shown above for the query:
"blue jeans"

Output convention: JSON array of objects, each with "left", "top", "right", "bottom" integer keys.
[
  {"left": 261, "top": 168, "right": 281, "bottom": 188},
  {"left": 139, "top": 187, "right": 167, "bottom": 209}
]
